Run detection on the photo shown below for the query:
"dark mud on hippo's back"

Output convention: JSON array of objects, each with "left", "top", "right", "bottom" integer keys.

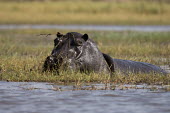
[{"left": 43, "top": 32, "right": 167, "bottom": 75}]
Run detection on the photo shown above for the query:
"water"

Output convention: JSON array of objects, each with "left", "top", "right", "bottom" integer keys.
[
  {"left": 0, "top": 24, "right": 170, "bottom": 32},
  {"left": 0, "top": 81, "right": 170, "bottom": 113}
]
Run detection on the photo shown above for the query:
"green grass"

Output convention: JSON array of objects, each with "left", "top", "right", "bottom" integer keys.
[
  {"left": 0, "top": 0, "right": 170, "bottom": 25},
  {"left": 0, "top": 29, "right": 170, "bottom": 85}
]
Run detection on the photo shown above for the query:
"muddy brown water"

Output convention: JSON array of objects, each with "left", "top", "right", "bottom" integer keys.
[{"left": 0, "top": 81, "right": 170, "bottom": 113}]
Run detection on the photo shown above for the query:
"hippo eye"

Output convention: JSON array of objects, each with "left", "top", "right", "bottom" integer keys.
[
  {"left": 76, "top": 40, "right": 83, "bottom": 46},
  {"left": 71, "top": 38, "right": 84, "bottom": 46},
  {"left": 71, "top": 40, "right": 83, "bottom": 46}
]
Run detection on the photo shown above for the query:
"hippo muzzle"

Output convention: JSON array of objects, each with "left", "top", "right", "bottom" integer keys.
[{"left": 43, "top": 56, "right": 62, "bottom": 71}]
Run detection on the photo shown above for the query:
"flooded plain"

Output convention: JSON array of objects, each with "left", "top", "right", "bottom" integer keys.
[{"left": 0, "top": 81, "right": 170, "bottom": 113}]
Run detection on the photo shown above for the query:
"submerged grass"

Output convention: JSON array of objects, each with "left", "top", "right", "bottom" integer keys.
[
  {"left": 0, "top": 29, "right": 170, "bottom": 85},
  {"left": 0, "top": 0, "right": 170, "bottom": 25}
]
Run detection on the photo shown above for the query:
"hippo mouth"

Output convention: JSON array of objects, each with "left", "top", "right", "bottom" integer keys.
[{"left": 43, "top": 56, "right": 63, "bottom": 71}]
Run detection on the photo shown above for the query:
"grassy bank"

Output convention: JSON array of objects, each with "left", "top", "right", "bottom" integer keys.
[
  {"left": 0, "top": 29, "right": 169, "bottom": 85},
  {"left": 0, "top": 0, "right": 170, "bottom": 25}
]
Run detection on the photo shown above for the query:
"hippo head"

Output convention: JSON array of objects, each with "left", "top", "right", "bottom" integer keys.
[{"left": 43, "top": 32, "right": 110, "bottom": 74}]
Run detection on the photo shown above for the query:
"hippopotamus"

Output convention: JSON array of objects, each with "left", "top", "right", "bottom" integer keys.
[{"left": 43, "top": 32, "right": 167, "bottom": 75}]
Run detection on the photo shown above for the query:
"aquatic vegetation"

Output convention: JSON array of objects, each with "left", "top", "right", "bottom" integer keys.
[{"left": 0, "top": 29, "right": 169, "bottom": 85}]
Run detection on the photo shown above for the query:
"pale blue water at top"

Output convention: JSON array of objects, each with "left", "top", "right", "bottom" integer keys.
[{"left": 0, "top": 24, "right": 170, "bottom": 32}]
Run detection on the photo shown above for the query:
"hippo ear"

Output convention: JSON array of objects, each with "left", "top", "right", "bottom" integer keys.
[
  {"left": 57, "top": 32, "right": 63, "bottom": 38},
  {"left": 82, "top": 34, "right": 88, "bottom": 41}
]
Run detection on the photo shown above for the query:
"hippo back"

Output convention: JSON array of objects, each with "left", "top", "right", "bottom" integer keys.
[
  {"left": 113, "top": 59, "right": 167, "bottom": 75},
  {"left": 103, "top": 53, "right": 167, "bottom": 75}
]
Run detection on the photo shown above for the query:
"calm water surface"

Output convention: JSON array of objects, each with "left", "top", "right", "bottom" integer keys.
[
  {"left": 0, "top": 81, "right": 170, "bottom": 113},
  {"left": 0, "top": 25, "right": 170, "bottom": 32}
]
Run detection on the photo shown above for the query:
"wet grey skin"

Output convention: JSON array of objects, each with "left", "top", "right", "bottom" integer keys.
[{"left": 43, "top": 32, "right": 167, "bottom": 75}]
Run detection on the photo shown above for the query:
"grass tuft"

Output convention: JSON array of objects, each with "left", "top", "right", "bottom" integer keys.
[{"left": 0, "top": 29, "right": 169, "bottom": 85}]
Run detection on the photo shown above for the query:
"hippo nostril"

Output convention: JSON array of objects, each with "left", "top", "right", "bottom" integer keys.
[{"left": 46, "top": 56, "right": 55, "bottom": 64}]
